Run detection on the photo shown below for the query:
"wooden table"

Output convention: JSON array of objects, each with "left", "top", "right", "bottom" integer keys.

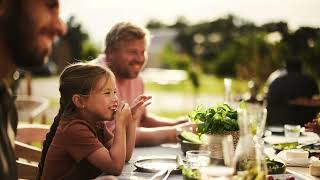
[{"left": 100, "top": 143, "right": 320, "bottom": 180}]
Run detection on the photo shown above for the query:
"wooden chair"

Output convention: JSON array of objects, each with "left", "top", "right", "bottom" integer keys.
[
  {"left": 15, "top": 124, "right": 50, "bottom": 180},
  {"left": 15, "top": 95, "right": 49, "bottom": 124}
]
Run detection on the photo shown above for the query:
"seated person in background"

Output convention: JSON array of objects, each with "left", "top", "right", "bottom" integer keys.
[
  {"left": 91, "top": 22, "right": 192, "bottom": 147},
  {"left": 37, "top": 63, "right": 150, "bottom": 180},
  {"left": 266, "top": 56, "right": 320, "bottom": 126}
]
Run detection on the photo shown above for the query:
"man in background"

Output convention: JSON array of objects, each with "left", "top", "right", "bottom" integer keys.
[
  {"left": 266, "top": 56, "right": 320, "bottom": 126},
  {"left": 92, "top": 22, "right": 192, "bottom": 146},
  {"left": 0, "top": 0, "right": 66, "bottom": 179}
]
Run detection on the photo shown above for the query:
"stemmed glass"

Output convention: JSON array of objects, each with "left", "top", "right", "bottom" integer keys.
[
  {"left": 224, "top": 78, "right": 232, "bottom": 104},
  {"left": 247, "top": 104, "right": 267, "bottom": 145}
]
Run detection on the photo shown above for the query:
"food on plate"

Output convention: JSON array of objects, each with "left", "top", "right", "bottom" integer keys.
[
  {"left": 179, "top": 131, "right": 204, "bottom": 144},
  {"left": 266, "top": 158, "right": 286, "bottom": 174},
  {"left": 182, "top": 167, "right": 201, "bottom": 180},
  {"left": 310, "top": 156, "right": 320, "bottom": 177},
  {"left": 177, "top": 131, "right": 208, "bottom": 154},
  {"left": 272, "top": 142, "right": 299, "bottom": 152}
]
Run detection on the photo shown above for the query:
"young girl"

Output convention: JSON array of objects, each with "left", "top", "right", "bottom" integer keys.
[{"left": 37, "top": 63, "right": 150, "bottom": 180}]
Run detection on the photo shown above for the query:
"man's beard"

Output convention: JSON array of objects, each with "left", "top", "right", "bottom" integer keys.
[
  {"left": 4, "top": 2, "right": 46, "bottom": 68},
  {"left": 117, "top": 66, "right": 139, "bottom": 79}
]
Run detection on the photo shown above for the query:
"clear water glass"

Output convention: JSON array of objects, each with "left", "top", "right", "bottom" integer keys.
[
  {"left": 284, "top": 124, "right": 301, "bottom": 138},
  {"left": 200, "top": 135, "right": 235, "bottom": 179},
  {"left": 186, "top": 150, "right": 211, "bottom": 168}
]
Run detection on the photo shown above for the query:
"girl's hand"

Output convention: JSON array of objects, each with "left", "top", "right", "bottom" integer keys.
[
  {"left": 131, "top": 95, "right": 152, "bottom": 121},
  {"left": 116, "top": 102, "right": 132, "bottom": 126}
]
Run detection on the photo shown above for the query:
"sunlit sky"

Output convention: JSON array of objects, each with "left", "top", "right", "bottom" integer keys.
[{"left": 60, "top": 0, "right": 320, "bottom": 46}]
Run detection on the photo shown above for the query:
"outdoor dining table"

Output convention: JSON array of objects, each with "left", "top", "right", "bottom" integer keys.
[
  {"left": 116, "top": 143, "right": 183, "bottom": 180},
  {"left": 106, "top": 142, "right": 320, "bottom": 180}
]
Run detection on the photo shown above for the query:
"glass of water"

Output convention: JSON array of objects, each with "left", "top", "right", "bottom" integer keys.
[
  {"left": 200, "top": 135, "right": 235, "bottom": 179},
  {"left": 284, "top": 124, "right": 301, "bottom": 138},
  {"left": 186, "top": 150, "right": 211, "bottom": 169}
]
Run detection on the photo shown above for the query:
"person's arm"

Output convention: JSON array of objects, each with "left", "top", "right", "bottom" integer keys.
[
  {"left": 125, "top": 120, "right": 136, "bottom": 161},
  {"left": 87, "top": 103, "right": 130, "bottom": 175},
  {"left": 135, "top": 121, "right": 194, "bottom": 147},
  {"left": 140, "top": 112, "right": 187, "bottom": 128},
  {"left": 135, "top": 126, "right": 177, "bottom": 146},
  {"left": 125, "top": 95, "right": 152, "bottom": 160}
]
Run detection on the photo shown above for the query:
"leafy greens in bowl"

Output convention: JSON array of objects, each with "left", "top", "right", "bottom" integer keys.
[{"left": 189, "top": 103, "right": 239, "bottom": 135}]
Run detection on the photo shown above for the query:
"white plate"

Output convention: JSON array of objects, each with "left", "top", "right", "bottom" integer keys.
[{"left": 264, "top": 132, "right": 319, "bottom": 145}]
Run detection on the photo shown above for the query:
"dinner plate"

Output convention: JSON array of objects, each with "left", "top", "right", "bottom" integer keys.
[
  {"left": 264, "top": 132, "right": 319, "bottom": 145},
  {"left": 134, "top": 158, "right": 182, "bottom": 173}
]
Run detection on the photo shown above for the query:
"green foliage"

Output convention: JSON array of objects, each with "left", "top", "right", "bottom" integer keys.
[
  {"left": 160, "top": 44, "right": 191, "bottom": 70},
  {"left": 146, "top": 19, "right": 167, "bottom": 29},
  {"left": 188, "top": 69, "right": 200, "bottom": 91},
  {"left": 63, "top": 16, "right": 89, "bottom": 60},
  {"left": 145, "top": 73, "right": 247, "bottom": 95},
  {"left": 182, "top": 167, "right": 201, "bottom": 180},
  {"left": 189, "top": 104, "right": 239, "bottom": 134},
  {"left": 80, "top": 40, "right": 99, "bottom": 60},
  {"left": 171, "top": 14, "right": 320, "bottom": 85},
  {"left": 53, "top": 15, "right": 99, "bottom": 69}
]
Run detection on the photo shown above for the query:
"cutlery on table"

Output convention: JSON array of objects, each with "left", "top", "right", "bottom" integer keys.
[
  {"left": 149, "top": 168, "right": 167, "bottom": 180},
  {"left": 162, "top": 167, "right": 174, "bottom": 180}
]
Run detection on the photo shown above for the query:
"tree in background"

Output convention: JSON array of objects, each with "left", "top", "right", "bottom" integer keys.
[
  {"left": 52, "top": 16, "right": 99, "bottom": 73},
  {"left": 147, "top": 14, "right": 320, "bottom": 97}
]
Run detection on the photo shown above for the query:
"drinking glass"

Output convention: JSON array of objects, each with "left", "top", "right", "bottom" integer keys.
[
  {"left": 284, "top": 124, "right": 301, "bottom": 138},
  {"left": 186, "top": 150, "right": 211, "bottom": 169},
  {"left": 247, "top": 104, "right": 267, "bottom": 142},
  {"left": 200, "top": 135, "right": 235, "bottom": 179}
]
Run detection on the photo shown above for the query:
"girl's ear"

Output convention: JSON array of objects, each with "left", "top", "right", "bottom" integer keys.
[{"left": 72, "top": 94, "right": 86, "bottom": 109}]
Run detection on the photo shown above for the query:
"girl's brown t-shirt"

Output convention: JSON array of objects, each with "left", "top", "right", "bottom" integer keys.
[{"left": 41, "top": 119, "right": 114, "bottom": 180}]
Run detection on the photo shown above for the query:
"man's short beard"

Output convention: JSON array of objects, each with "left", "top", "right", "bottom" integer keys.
[{"left": 3, "top": 0, "right": 46, "bottom": 68}]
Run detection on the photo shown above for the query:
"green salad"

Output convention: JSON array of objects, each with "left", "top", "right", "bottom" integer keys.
[
  {"left": 189, "top": 103, "right": 239, "bottom": 134},
  {"left": 176, "top": 155, "right": 202, "bottom": 180},
  {"left": 272, "top": 142, "right": 299, "bottom": 152},
  {"left": 266, "top": 157, "right": 286, "bottom": 174}
]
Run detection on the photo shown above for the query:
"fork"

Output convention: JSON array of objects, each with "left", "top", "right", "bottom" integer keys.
[
  {"left": 149, "top": 168, "right": 167, "bottom": 180},
  {"left": 162, "top": 167, "right": 174, "bottom": 180}
]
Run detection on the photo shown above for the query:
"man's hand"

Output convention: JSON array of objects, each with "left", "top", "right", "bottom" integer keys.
[{"left": 176, "top": 121, "right": 197, "bottom": 133}]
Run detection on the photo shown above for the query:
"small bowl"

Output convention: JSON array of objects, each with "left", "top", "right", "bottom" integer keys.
[
  {"left": 267, "top": 159, "right": 286, "bottom": 174},
  {"left": 178, "top": 136, "right": 208, "bottom": 155}
]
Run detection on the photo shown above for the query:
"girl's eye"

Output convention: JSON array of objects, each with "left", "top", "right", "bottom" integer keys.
[{"left": 104, "top": 92, "right": 111, "bottom": 95}]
